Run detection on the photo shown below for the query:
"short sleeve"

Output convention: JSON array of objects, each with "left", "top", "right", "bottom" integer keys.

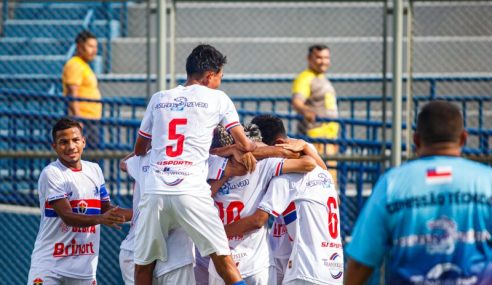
[
  {"left": 261, "top": 157, "right": 285, "bottom": 178},
  {"left": 62, "top": 59, "right": 84, "bottom": 86},
  {"left": 95, "top": 165, "right": 110, "bottom": 202},
  {"left": 292, "top": 72, "right": 313, "bottom": 101},
  {"left": 138, "top": 93, "right": 157, "bottom": 139},
  {"left": 218, "top": 94, "right": 240, "bottom": 132},
  {"left": 258, "top": 175, "right": 293, "bottom": 217},
  {"left": 38, "top": 168, "right": 68, "bottom": 203},
  {"left": 346, "top": 176, "right": 390, "bottom": 268},
  {"left": 207, "top": 154, "right": 229, "bottom": 180},
  {"left": 125, "top": 156, "right": 140, "bottom": 181}
]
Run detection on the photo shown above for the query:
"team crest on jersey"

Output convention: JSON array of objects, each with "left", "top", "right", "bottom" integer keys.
[
  {"left": 33, "top": 278, "right": 43, "bottom": 285},
  {"left": 306, "top": 173, "right": 333, "bottom": 189},
  {"left": 77, "top": 200, "right": 88, "bottom": 214}
]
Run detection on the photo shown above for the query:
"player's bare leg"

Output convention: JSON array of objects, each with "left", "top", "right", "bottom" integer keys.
[
  {"left": 134, "top": 261, "right": 156, "bottom": 285},
  {"left": 209, "top": 253, "right": 243, "bottom": 285}
]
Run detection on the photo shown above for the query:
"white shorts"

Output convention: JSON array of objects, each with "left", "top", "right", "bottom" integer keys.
[
  {"left": 28, "top": 267, "right": 96, "bottom": 285},
  {"left": 134, "top": 194, "right": 230, "bottom": 265},
  {"left": 209, "top": 266, "right": 276, "bottom": 285},
  {"left": 153, "top": 264, "right": 195, "bottom": 285},
  {"left": 119, "top": 249, "right": 135, "bottom": 285}
]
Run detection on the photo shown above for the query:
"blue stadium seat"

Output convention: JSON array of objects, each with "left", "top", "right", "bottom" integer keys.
[{"left": 3, "top": 20, "right": 120, "bottom": 39}]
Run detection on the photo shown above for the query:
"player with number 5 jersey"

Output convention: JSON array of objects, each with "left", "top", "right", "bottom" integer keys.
[{"left": 133, "top": 44, "right": 255, "bottom": 285}]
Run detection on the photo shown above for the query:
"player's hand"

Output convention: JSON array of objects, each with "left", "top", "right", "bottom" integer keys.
[
  {"left": 276, "top": 139, "right": 307, "bottom": 153},
  {"left": 119, "top": 160, "right": 128, "bottom": 172},
  {"left": 281, "top": 148, "right": 301, "bottom": 159},
  {"left": 303, "top": 110, "right": 317, "bottom": 123},
  {"left": 241, "top": 152, "right": 257, "bottom": 173},
  {"left": 99, "top": 206, "right": 126, "bottom": 230}
]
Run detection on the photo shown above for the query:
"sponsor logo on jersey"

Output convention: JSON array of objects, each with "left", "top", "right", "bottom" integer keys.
[
  {"left": 33, "top": 278, "right": 43, "bottom": 285},
  {"left": 157, "top": 160, "right": 193, "bottom": 166},
  {"left": 53, "top": 239, "right": 95, "bottom": 257},
  {"left": 321, "top": 242, "right": 343, "bottom": 249},
  {"left": 155, "top": 96, "right": 208, "bottom": 112},
  {"left": 272, "top": 222, "right": 287, "bottom": 237},
  {"left": 409, "top": 263, "right": 477, "bottom": 284},
  {"left": 218, "top": 179, "right": 250, "bottom": 195},
  {"left": 72, "top": 226, "right": 97, "bottom": 234},
  {"left": 426, "top": 166, "right": 453, "bottom": 184},
  {"left": 326, "top": 253, "right": 343, "bottom": 279},
  {"left": 142, "top": 165, "right": 149, "bottom": 172},
  {"left": 93, "top": 186, "right": 99, "bottom": 196},
  {"left": 306, "top": 173, "right": 333, "bottom": 189},
  {"left": 91, "top": 280, "right": 97, "bottom": 285}
]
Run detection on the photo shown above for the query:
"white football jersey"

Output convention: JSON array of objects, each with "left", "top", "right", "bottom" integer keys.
[
  {"left": 208, "top": 157, "right": 285, "bottom": 279},
  {"left": 138, "top": 85, "right": 240, "bottom": 196},
  {"left": 269, "top": 215, "right": 292, "bottom": 260},
  {"left": 122, "top": 155, "right": 194, "bottom": 277},
  {"left": 30, "top": 160, "right": 110, "bottom": 279},
  {"left": 258, "top": 166, "right": 344, "bottom": 285}
]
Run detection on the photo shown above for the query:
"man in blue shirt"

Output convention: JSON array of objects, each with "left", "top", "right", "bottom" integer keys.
[{"left": 345, "top": 101, "right": 492, "bottom": 285}]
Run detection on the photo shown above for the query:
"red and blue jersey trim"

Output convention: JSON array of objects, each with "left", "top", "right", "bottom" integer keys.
[
  {"left": 274, "top": 160, "right": 284, "bottom": 176},
  {"left": 225, "top": 121, "right": 240, "bottom": 132},
  {"left": 138, "top": 130, "right": 152, "bottom": 139},
  {"left": 282, "top": 202, "right": 297, "bottom": 225},
  {"left": 44, "top": 199, "right": 102, "bottom": 217}
]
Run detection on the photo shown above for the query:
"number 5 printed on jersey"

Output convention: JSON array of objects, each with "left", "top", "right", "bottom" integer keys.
[{"left": 166, "top": 118, "right": 187, "bottom": 157}]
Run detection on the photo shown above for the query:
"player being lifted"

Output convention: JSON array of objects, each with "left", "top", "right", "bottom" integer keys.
[{"left": 133, "top": 44, "right": 256, "bottom": 285}]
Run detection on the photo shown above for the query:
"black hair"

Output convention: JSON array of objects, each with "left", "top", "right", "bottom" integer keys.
[
  {"left": 250, "top": 115, "right": 286, "bottom": 146},
  {"left": 186, "top": 44, "right": 227, "bottom": 76},
  {"left": 52, "top": 118, "right": 83, "bottom": 143},
  {"left": 308, "top": 44, "right": 329, "bottom": 56},
  {"left": 416, "top": 100, "right": 464, "bottom": 144},
  {"left": 75, "top": 30, "right": 96, "bottom": 45}
]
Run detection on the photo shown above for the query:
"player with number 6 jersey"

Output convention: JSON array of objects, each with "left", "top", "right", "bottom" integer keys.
[{"left": 259, "top": 166, "right": 343, "bottom": 285}]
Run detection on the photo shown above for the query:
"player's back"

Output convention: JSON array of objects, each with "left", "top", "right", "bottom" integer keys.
[
  {"left": 139, "top": 84, "right": 240, "bottom": 195},
  {"left": 381, "top": 156, "right": 492, "bottom": 284},
  {"left": 210, "top": 157, "right": 284, "bottom": 278}
]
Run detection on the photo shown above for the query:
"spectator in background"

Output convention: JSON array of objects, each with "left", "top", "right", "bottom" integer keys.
[
  {"left": 62, "top": 30, "right": 102, "bottom": 149},
  {"left": 345, "top": 101, "right": 492, "bottom": 285},
  {"left": 291, "top": 44, "right": 339, "bottom": 184}
]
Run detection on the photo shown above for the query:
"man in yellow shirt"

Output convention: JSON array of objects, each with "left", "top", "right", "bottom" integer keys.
[
  {"left": 62, "top": 31, "right": 102, "bottom": 148},
  {"left": 292, "top": 44, "right": 339, "bottom": 183}
]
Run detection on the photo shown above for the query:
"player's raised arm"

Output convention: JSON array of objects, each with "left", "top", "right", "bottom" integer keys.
[
  {"left": 224, "top": 209, "right": 269, "bottom": 237},
  {"left": 229, "top": 125, "right": 256, "bottom": 152}
]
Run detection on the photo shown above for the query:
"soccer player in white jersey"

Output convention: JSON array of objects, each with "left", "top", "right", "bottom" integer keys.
[
  {"left": 206, "top": 124, "right": 322, "bottom": 285},
  {"left": 225, "top": 115, "right": 336, "bottom": 285},
  {"left": 259, "top": 167, "right": 343, "bottom": 285},
  {"left": 133, "top": 44, "right": 256, "bottom": 285},
  {"left": 119, "top": 153, "right": 195, "bottom": 285},
  {"left": 28, "top": 118, "right": 130, "bottom": 285}
]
